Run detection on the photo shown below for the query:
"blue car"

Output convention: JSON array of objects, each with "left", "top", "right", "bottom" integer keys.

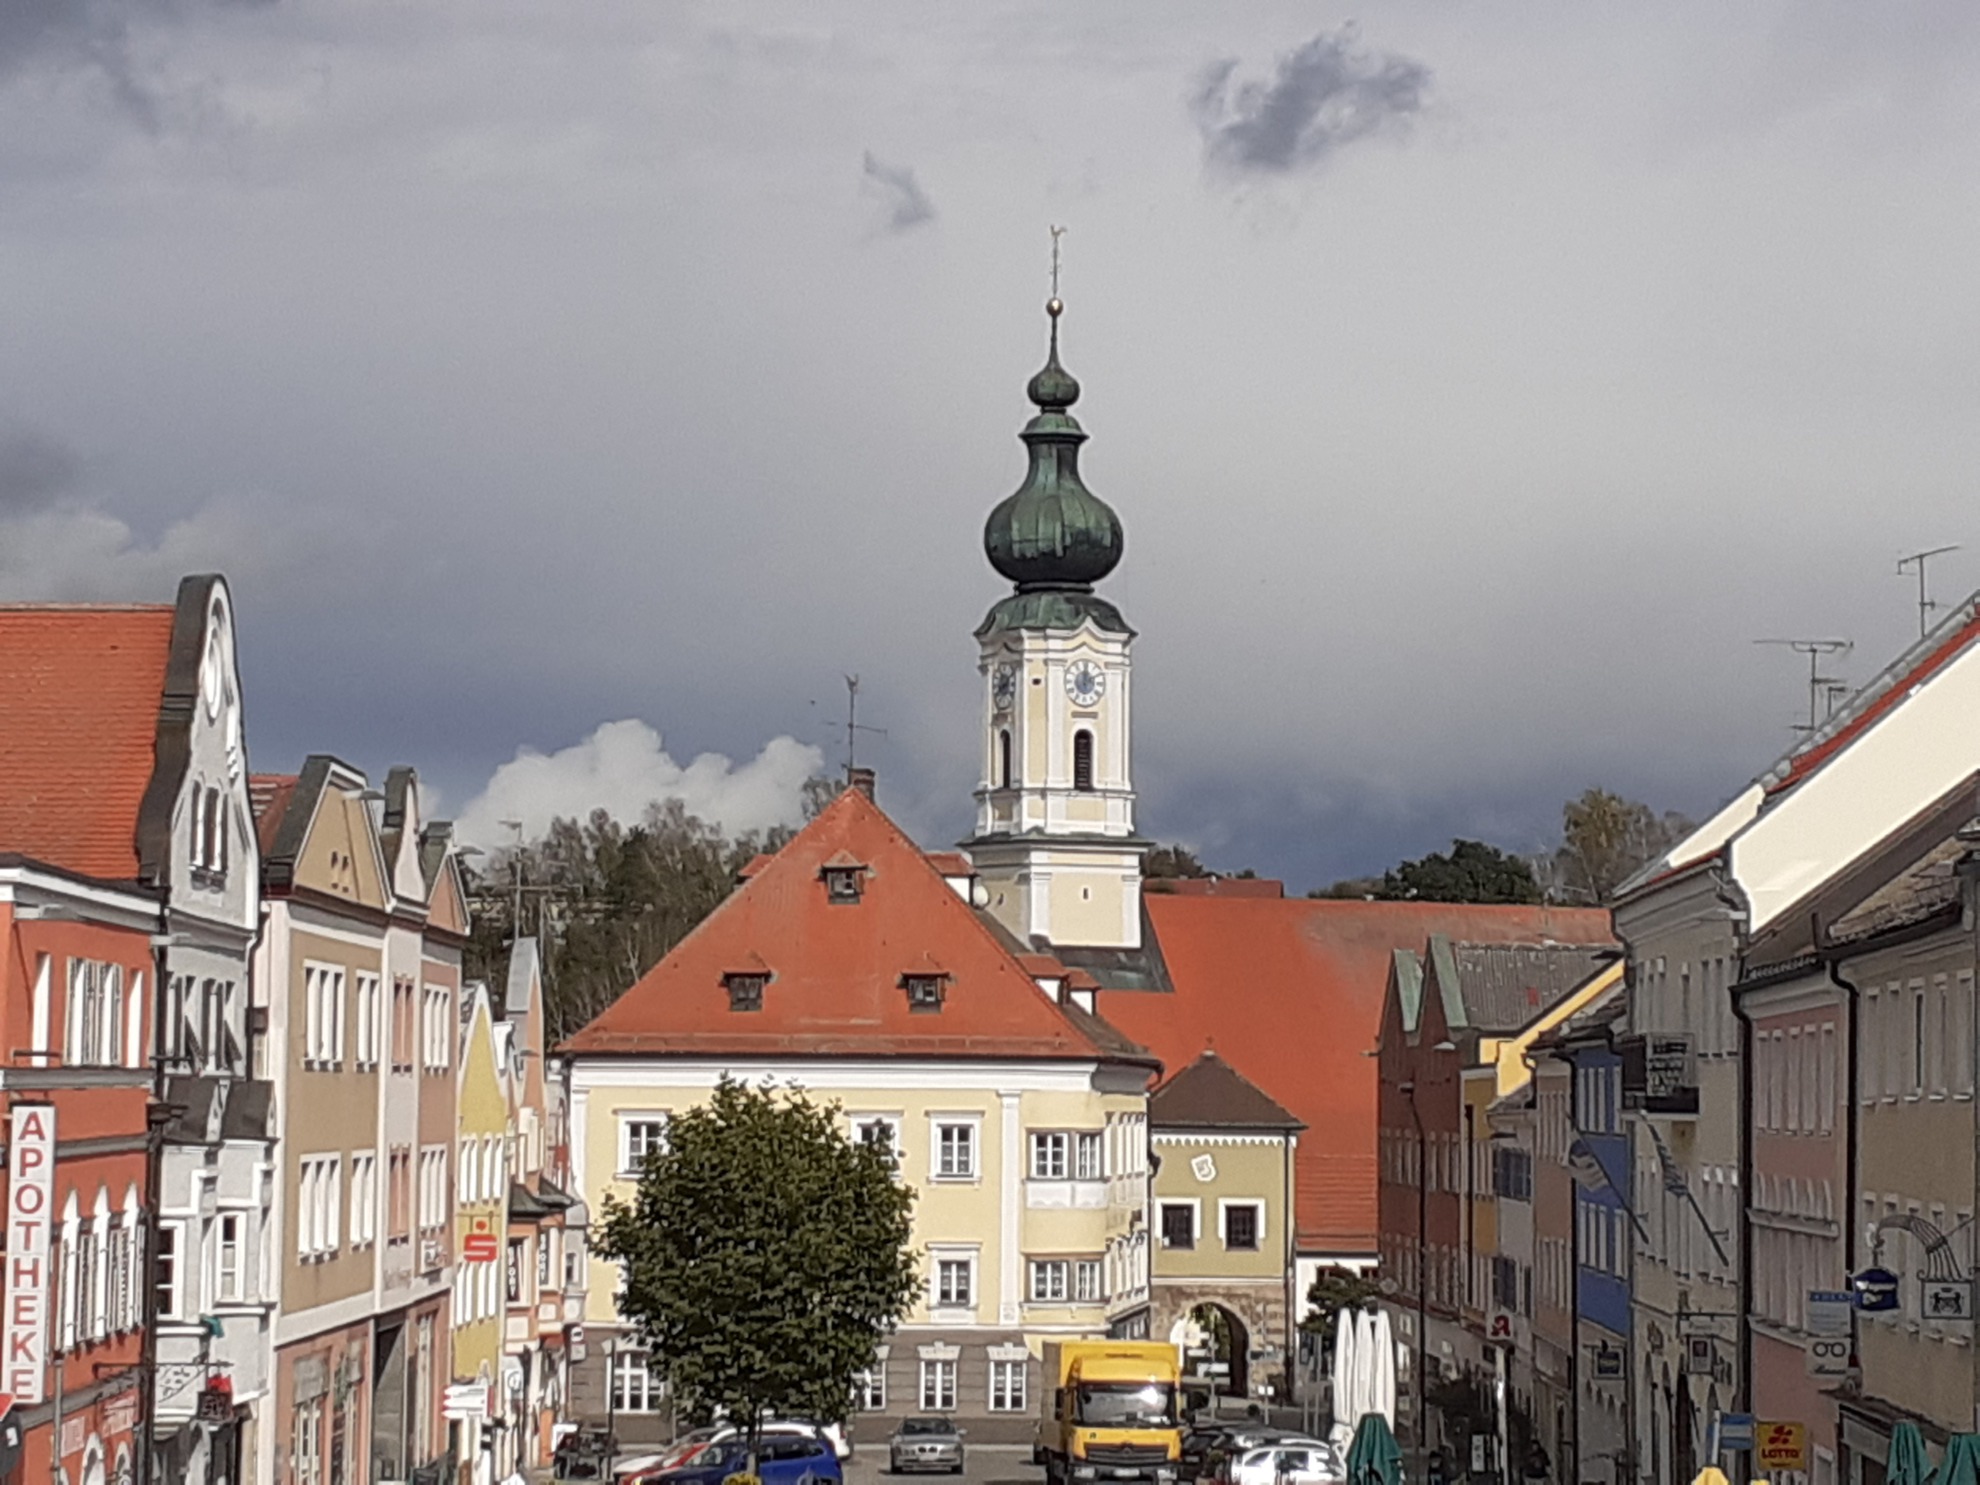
[{"left": 646, "top": 1435, "right": 843, "bottom": 1485}]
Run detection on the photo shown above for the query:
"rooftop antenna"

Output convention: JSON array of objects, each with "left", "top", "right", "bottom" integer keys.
[
  {"left": 1898, "top": 545, "right": 1960, "bottom": 640},
  {"left": 843, "top": 674, "right": 887, "bottom": 780},
  {"left": 1755, "top": 639, "right": 1853, "bottom": 735},
  {"left": 502, "top": 819, "right": 524, "bottom": 940}
]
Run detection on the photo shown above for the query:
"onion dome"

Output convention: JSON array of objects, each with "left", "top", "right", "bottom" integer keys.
[{"left": 982, "top": 298, "right": 1124, "bottom": 595}]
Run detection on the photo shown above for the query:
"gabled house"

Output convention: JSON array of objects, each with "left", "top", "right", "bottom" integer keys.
[
  {"left": 1146, "top": 1050, "right": 1302, "bottom": 1404},
  {"left": 562, "top": 785, "right": 1159, "bottom": 1445},
  {"left": 0, "top": 576, "right": 273, "bottom": 1485},
  {"left": 451, "top": 982, "right": 508, "bottom": 1483}
]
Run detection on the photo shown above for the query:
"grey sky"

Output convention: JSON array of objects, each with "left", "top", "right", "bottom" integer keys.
[{"left": 3, "top": 1, "right": 1978, "bottom": 889}]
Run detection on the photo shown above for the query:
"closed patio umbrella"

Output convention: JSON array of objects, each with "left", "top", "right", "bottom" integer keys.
[
  {"left": 1331, "top": 1309, "right": 1358, "bottom": 1448},
  {"left": 1345, "top": 1412, "right": 1405, "bottom": 1485},
  {"left": 1937, "top": 1434, "right": 1980, "bottom": 1485},
  {"left": 1889, "top": 1422, "right": 1935, "bottom": 1485},
  {"left": 1371, "top": 1309, "right": 1397, "bottom": 1427},
  {"left": 1353, "top": 1308, "right": 1379, "bottom": 1426},
  {"left": 1686, "top": 1469, "right": 1729, "bottom": 1485}
]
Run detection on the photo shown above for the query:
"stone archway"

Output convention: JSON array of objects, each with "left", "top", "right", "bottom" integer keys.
[{"left": 1177, "top": 1303, "right": 1251, "bottom": 1401}]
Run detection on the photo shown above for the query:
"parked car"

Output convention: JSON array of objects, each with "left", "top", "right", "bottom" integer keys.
[
  {"left": 888, "top": 1417, "right": 966, "bottom": 1474},
  {"left": 1203, "top": 1430, "right": 1311, "bottom": 1485},
  {"left": 637, "top": 1435, "right": 842, "bottom": 1485},
  {"left": 1225, "top": 1442, "right": 1342, "bottom": 1485}
]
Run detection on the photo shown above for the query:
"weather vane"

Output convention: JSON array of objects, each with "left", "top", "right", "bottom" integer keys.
[{"left": 1049, "top": 225, "right": 1067, "bottom": 304}]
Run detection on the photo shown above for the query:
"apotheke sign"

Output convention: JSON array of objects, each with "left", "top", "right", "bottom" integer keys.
[{"left": 4, "top": 1106, "right": 55, "bottom": 1404}]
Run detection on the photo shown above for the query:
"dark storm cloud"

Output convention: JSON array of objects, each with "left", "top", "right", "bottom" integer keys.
[
  {"left": 1193, "top": 24, "right": 1431, "bottom": 174},
  {"left": 0, "top": 423, "right": 80, "bottom": 515},
  {"left": 861, "top": 151, "right": 936, "bottom": 232}
]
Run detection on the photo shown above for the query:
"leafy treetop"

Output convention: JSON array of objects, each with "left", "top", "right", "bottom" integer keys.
[
  {"left": 595, "top": 1078, "right": 919, "bottom": 1445},
  {"left": 1372, "top": 839, "right": 1543, "bottom": 904}
]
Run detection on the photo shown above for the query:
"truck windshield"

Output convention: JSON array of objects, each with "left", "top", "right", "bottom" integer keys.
[{"left": 1075, "top": 1383, "right": 1178, "bottom": 1428}]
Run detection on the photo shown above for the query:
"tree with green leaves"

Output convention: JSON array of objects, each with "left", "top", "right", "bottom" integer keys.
[
  {"left": 1548, "top": 788, "right": 1696, "bottom": 905},
  {"left": 596, "top": 1078, "right": 920, "bottom": 1453},
  {"left": 1299, "top": 1264, "right": 1382, "bottom": 1335},
  {"left": 1374, "top": 839, "right": 1542, "bottom": 904}
]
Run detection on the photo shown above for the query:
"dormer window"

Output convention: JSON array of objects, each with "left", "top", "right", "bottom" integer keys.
[
  {"left": 823, "top": 866, "right": 864, "bottom": 904},
  {"left": 903, "top": 974, "right": 946, "bottom": 1013},
  {"left": 724, "top": 973, "right": 768, "bottom": 1012}
]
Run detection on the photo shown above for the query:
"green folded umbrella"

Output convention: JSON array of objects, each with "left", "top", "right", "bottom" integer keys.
[
  {"left": 1889, "top": 1421, "right": 1935, "bottom": 1485},
  {"left": 1345, "top": 1414, "right": 1404, "bottom": 1485},
  {"left": 1936, "top": 1433, "right": 1980, "bottom": 1485}
]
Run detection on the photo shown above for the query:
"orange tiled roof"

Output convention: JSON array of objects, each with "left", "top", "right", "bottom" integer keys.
[
  {"left": 1102, "top": 897, "right": 1614, "bottom": 1255},
  {"left": 250, "top": 773, "right": 299, "bottom": 856},
  {"left": 0, "top": 605, "right": 174, "bottom": 879},
  {"left": 561, "top": 789, "right": 1152, "bottom": 1066}
]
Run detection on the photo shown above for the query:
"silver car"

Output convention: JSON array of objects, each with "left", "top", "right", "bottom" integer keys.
[{"left": 888, "top": 1417, "right": 965, "bottom": 1474}]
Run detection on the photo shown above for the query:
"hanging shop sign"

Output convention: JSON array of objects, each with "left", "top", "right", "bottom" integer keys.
[
  {"left": 3, "top": 1105, "right": 55, "bottom": 1404},
  {"left": 1852, "top": 1267, "right": 1901, "bottom": 1313},
  {"left": 1756, "top": 1422, "right": 1808, "bottom": 1473},
  {"left": 1922, "top": 1279, "right": 1974, "bottom": 1322}
]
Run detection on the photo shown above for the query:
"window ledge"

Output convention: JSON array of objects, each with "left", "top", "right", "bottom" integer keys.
[{"left": 928, "top": 1173, "right": 981, "bottom": 1185}]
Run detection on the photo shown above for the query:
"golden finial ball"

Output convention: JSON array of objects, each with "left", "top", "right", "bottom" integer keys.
[{"left": 1046, "top": 297, "right": 1063, "bottom": 318}]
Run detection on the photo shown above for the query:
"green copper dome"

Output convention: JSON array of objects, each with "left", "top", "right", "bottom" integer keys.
[{"left": 982, "top": 299, "right": 1124, "bottom": 595}]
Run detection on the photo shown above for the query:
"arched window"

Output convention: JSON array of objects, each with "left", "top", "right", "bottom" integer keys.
[
  {"left": 998, "top": 730, "right": 1013, "bottom": 789},
  {"left": 1072, "top": 730, "right": 1095, "bottom": 793}
]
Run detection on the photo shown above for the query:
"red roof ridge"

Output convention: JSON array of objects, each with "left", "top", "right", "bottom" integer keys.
[{"left": 0, "top": 602, "right": 175, "bottom": 613}]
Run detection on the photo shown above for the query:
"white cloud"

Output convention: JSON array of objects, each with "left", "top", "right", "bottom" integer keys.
[
  {"left": 455, "top": 720, "right": 824, "bottom": 848},
  {"left": 0, "top": 499, "right": 290, "bottom": 602}
]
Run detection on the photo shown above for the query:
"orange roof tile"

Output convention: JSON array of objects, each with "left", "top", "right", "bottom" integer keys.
[
  {"left": 561, "top": 789, "right": 1153, "bottom": 1066},
  {"left": 1101, "top": 897, "right": 1613, "bottom": 1254},
  {"left": 0, "top": 605, "right": 174, "bottom": 879}
]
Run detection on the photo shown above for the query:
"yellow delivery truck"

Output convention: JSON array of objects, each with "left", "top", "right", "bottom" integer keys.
[{"left": 1035, "top": 1341, "right": 1184, "bottom": 1485}]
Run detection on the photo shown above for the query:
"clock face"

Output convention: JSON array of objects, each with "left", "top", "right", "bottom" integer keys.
[
  {"left": 991, "top": 663, "right": 1017, "bottom": 712},
  {"left": 1065, "top": 660, "right": 1105, "bottom": 706}
]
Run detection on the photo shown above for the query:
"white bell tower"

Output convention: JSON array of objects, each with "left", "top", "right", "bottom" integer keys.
[{"left": 964, "top": 294, "right": 1146, "bottom": 950}]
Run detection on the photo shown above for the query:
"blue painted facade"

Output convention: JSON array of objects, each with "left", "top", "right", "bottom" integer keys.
[{"left": 1569, "top": 1043, "right": 1632, "bottom": 1338}]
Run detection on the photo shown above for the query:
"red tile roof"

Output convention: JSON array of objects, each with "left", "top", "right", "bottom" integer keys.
[
  {"left": 250, "top": 773, "right": 299, "bottom": 857},
  {"left": 1099, "top": 897, "right": 1614, "bottom": 1255},
  {"left": 560, "top": 788, "right": 1154, "bottom": 1066},
  {"left": 0, "top": 605, "right": 174, "bottom": 879}
]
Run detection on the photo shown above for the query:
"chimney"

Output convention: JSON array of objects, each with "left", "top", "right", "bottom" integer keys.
[{"left": 847, "top": 767, "right": 877, "bottom": 802}]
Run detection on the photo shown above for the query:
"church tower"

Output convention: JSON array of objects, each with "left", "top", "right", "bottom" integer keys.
[{"left": 966, "top": 294, "right": 1147, "bottom": 950}]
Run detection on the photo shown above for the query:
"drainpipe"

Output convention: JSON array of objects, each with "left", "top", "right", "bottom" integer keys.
[
  {"left": 1403, "top": 1082, "right": 1428, "bottom": 1451},
  {"left": 1283, "top": 1131, "right": 1296, "bottom": 1412},
  {"left": 1820, "top": 946, "right": 1861, "bottom": 1385},
  {"left": 1729, "top": 972, "right": 1754, "bottom": 1453}
]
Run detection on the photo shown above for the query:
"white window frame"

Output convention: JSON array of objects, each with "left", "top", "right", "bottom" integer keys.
[
  {"left": 932, "top": 1118, "right": 979, "bottom": 1181},
  {"left": 355, "top": 973, "right": 382, "bottom": 1069},
  {"left": 1075, "top": 1257, "right": 1103, "bottom": 1302},
  {"left": 855, "top": 1365, "right": 886, "bottom": 1411},
  {"left": 1029, "top": 1131, "right": 1068, "bottom": 1180},
  {"left": 930, "top": 1249, "right": 977, "bottom": 1311},
  {"left": 1159, "top": 1198, "right": 1201, "bottom": 1249},
  {"left": 1074, "top": 1130, "right": 1103, "bottom": 1180},
  {"left": 214, "top": 1211, "right": 245, "bottom": 1304},
  {"left": 1028, "top": 1258, "right": 1069, "bottom": 1303},
  {"left": 610, "top": 1350, "right": 661, "bottom": 1414},
  {"left": 350, "top": 1150, "right": 376, "bottom": 1248},
  {"left": 850, "top": 1114, "right": 903, "bottom": 1166},
  {"left": 919, "top": 1358, "right": 957, "bottom": 1412},
  {"left": 989, "top": 1358, "right": 1027, "bottom": 1412},
  {"left": 618, "top": 1113, "right": 669, "bottom": 1175}
]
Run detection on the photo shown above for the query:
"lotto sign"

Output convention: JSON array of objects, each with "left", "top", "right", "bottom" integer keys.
[
  {"left": 1757, "top": 1422, "right": 1809, "bottom": 1473},
  {"left": 4, "top": 1106, "right": 55, "bottom": 1404}
]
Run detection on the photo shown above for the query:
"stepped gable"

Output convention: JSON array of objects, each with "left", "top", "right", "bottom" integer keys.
[
  {"left": 1097, "top": 896, "right": 1614, "bottom": 1256},
  {"left": 0, "top": 604, "right": 175, "bottom": 879},
  {"left": 560, "top": 787, "right": 1157, "bottom": 1068}
]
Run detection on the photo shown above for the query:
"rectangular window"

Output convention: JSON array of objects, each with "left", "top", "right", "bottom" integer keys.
[
  {"left": 935, "top": 1257, "right": 973, "bottom": 1308},
  {"left": 621, "top": 1117, "right": 667, "bottom": 1173},
  {"left": 990, "top": 1359, "right": 1027, "bottom": 1412},
  {"left": 1029, "top": 1259, "right": 1069, "bottom": 1302},
  {"left": 1075, "top": 1259, "right": 1103, "bottom": 1302},
  {"left": 1223, "top": 1203, "right": 1261, "bottom": 1251},
  {"left": 155, "top": 1224, "right": 180, "bottom": 1320},
  {"left": 1914, "top": 990, "right": 1927, "bottom": 1095},
  {"left": 935, "top": 1122, "right": 977, "bottom": 1179},
  {"left": 391, "top": 979, "right": 415, "bottom": 1073},
  {"left": 855, "top": 1367, "right": 886, "bottom": 1412},
  {"left": 920, "top": 1359, "right": 957, "bottom": 1412},
  {"left": 1160, "top": 1202, "right": 1196, "bottom": 1250},
  {"left": 299, "top": 1155, "right": 342, "bottom": 1259},
  {"left": 610, "top": 1351, "right": 661, "bottom": 1413},
  {"left": 294, "top": 1398, "right": 324, "bottom": 1485},
  {"left": 64, "top": 959, "right": 125, "bottom": 1068},
  {"left": 1075, "top": 1131, "right": 1103, "bottom": 1180},
  {"left": 852, "top": 1117, "right": 901, "bottom": 1166},
  {"left": 507, "top": 1240, "right": 525, "bottom": 1304},
  {"left": 355, "top": 973, "right": 381, "bottom": 1068},
  {"left": 350, "top": 1151, "right": 376, "bottom": 1247},
  {"left": 1030, "top": 1131, "right": 1068, "bottom": 1179},
  {"left": 216, "top": 1212, "right": 244, "bottom": 1303}
]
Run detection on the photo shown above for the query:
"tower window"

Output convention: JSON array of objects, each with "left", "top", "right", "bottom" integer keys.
[
  {"left": 998, "top": 730, "right": 1013, "bottom": 790},
  {"left": 723, "top": 973, "right": 768, "bottom": 1012},
  {"left": 902, "top": 975, "right": 947, "bottom": 1013},
  {"left": 1072, "top": 730, "right": 1095, "bottom": 793},
  {"left": 822, "top": 866, "right": 864, "bottom": 904}
]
